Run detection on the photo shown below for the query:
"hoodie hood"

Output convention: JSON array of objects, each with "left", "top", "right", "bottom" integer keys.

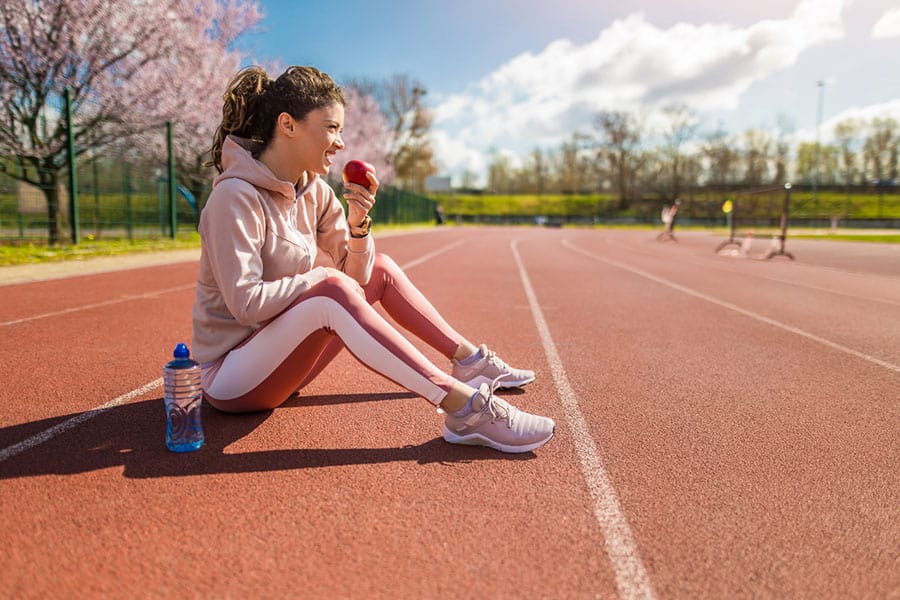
[{"left": 214, "top": 135, "right": 309, "bottom": 202}]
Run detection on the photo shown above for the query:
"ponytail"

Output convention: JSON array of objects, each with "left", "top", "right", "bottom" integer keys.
[{"left": 209, "top": 66, "right": 271, "bottom": 173}]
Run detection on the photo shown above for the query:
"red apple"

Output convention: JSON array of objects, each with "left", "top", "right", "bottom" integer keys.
[{"left": 342, "top": 159, "right": 376, "bottom": 189}]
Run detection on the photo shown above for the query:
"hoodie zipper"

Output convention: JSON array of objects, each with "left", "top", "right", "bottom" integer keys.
[{"left": 290, "top": 192, "right": 314, "bottom": 273}]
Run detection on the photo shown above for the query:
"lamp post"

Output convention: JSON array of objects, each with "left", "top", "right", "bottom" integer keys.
[
  {"left": 813, "top": 80, "right": 825, "bottom": 219},
  {"left": 411, "top": 86, "right": 425, "bottom": 193}
]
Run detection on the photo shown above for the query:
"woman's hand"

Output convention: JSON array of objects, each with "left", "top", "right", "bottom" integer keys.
[{"left": 343, "top": 171, "right": 379, "bottom": 226}]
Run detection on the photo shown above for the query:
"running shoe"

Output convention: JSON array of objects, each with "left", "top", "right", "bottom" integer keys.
[
  {"left": 442, "top": 380, "right": 555, "bottom": 453},
  {"left": 451, "top": 344, "right": 536, "bottom": 389}
]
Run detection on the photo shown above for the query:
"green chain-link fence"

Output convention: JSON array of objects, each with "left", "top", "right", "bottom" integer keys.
[
  {"left": 0, "top": 164, "right": 438, "bottom": 244},
  {"left": 1, "top": 159, "right": 438, "bottom": 246}
]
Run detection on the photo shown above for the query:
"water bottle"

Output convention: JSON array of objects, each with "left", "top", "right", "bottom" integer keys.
[{"left": 163, "top": 343, "right": 205, "bottom": 452}]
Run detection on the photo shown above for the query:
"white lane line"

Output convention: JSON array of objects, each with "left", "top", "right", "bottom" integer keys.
[
  {"left": 0, "top": 378, "right": 163, "bottom": 463},
  {"left": 2, "top": 284, "right": 196, "bottom": 327},
  {"left": 511, "top": 240, "right": 657, "bottom": 600},
  {"left": 563, "top": 239, "right": 900, "bottom": 375},
  {"left": 399, "top": 238, "right": 466, "bottom": 271},
  {"left": 599, "top": 235, "right": 900, "bottom": 308}
]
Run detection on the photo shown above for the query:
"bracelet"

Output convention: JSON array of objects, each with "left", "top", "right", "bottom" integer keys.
[{"left": 350, "top": 215, "right": 372, "bottom": 238}]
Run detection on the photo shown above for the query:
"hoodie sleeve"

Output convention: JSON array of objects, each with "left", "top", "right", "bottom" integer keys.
[
  {"left": 200, "top": 179, "right": 330, "bottom": 326},
  {"left": 313, "top": 180, "right": 375, "bottom": 285}
]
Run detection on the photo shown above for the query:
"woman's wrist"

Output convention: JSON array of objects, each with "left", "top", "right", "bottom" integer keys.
[{"left": 349, "top": 214, "right": 372, "bottom": 238}]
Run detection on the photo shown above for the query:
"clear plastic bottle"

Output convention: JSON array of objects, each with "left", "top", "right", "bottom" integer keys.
[{"left": 163, "top": 342, "right": 205, "bottom": 452}]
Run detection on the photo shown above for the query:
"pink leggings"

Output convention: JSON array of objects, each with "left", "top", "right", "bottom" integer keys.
[{"left": 203, "top": 253, "right": 464, "bottom": 412}]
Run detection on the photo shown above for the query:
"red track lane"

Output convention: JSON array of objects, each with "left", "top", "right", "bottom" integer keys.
[{"left": 0, "top": 227, "right": 897, "bottom": 599}]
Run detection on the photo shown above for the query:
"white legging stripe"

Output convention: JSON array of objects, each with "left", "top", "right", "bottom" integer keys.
[{"left": 206, "top": 296, "right": 446, "bottom": 405}]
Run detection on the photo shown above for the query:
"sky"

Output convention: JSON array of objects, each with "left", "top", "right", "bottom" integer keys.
[{"left": 243, "top": 0, "right": 900, "bottom": 185}]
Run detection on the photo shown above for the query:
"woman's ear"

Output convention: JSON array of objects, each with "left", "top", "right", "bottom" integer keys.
[{"left": 278, "top": 112, "right": 294, "bottom": 136}]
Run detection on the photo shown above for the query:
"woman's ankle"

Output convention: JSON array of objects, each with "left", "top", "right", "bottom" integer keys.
[
  {"left": 452, "top": 341, "right": 479, "bottom": 362},
  {"left": 440, "top": 381, "right": 476, "bottom": 413}
]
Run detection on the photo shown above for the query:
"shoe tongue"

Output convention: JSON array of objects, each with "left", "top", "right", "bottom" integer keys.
[{"left": 471, "top": 387, "right": 490, "bottom": 412}]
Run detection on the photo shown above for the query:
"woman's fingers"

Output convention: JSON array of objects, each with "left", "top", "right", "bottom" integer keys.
[
  {"left": 365, "top": 171, "right": 380, "bottom": 194},
  {"left": 347, "top": 198, "right": 372, "bottom": 213}
]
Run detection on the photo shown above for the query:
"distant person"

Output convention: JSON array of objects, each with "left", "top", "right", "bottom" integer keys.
[
  {"left": 192, "top": 66, "right": 554, "bottom": 453},
  {"left": 434, "top": 202, "right": 446, "bottom": 225},
  {"left": 657, "top": 198, "right": 680, "bottom": 241}
]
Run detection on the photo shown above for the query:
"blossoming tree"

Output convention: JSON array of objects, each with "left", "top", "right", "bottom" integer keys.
[{"left": 0, "top": 0, "right": 262, "bottom": 243}]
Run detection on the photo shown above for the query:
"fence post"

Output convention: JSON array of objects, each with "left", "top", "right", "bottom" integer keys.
[
  {"left": 123, "top": 162, "right": 133, "bottom": 242},
  {"left": 167, "top": 121, "right": 177, "bottom": 239},
  {"left": 65, "top": 87, "right": 79, "bottom": 244},
  {"left": 92, "top": 156, "right": 100, "bottom": 237}
]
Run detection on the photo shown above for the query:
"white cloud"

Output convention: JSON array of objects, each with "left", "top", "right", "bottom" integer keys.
[
  {"left": 432, "top": 0, "right": 848, "bottom": 185},
  {"left": 795, "top": 99, "right": 900, "bottom": 144},
  {"left": 871, "top": 7, "right": 900, "bottom": 39},
  {"left": 430, "top": 128, "right": 488, "bottom": 177}
]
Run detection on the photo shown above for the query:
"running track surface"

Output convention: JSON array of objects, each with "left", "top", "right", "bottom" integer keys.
[{"left": 1, "top": 227, "right": 897, "bottom": 599}]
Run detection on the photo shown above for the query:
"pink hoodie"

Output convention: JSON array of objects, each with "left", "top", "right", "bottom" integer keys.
[{"left": 191, "top": 135, "right": 375, "bottom": 364}]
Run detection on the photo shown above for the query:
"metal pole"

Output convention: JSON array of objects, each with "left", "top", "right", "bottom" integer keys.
[
  {"left": 812, "top": 80, "right": 825, "bottom": 212},
  {"left": 123, "top": 162, "right": 133, "bottom": 242},
  {"left": 167, "top": 121, "right": 177, "bottom": 239},
  {"left": 780, "top": 183, "right": 791, "bottom": 242},
  {"left": 64, "top": 87, "right": 79, "bottom": 244},
  {"left": 92, "top": 156, "right": 99, "bottom": 237},
  {"left": 765, "top": 182, "right": 794, "bottom": 260}
]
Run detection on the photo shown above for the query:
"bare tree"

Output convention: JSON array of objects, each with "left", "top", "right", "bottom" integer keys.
[
  {"left": 773, "top": 115, "right": 795, "bottom": 185},
  {"left": 661, "top": 103, "right": 698, "bottom": 198},
  {"left": 458, "top": 169, "right": 478, "bottom": 190},
  {"left": 741, "top": 129, "right": 772, "bottom": 186},
  {"left": 593, "top": 111, "right": 644, "bottom": 209},
  {"left": 638, "top": 147, "right": 664, "bottom": 197},
  {"left": 862, "top": 117, "right": 898, "bottom": 181},
  {"left": 487, "top": 150, "right": 514, "bottom": 194},
  {"left": 796, "top": 142, "right": 839, "bottom": 185},
  {"left": 366, "top": 75, "right": 437, "bottom": 192},
  {"left": 555, "top": 133, "right": 593, "bottom": 194},
  {"left": 679, "top": 153, "right": 702, "bottom": 202},
  {"left": 702, "top": 125, "right": 737, "bottom": 189},
  {"left": 519, "top": 147, "right": 549, "bottom": 195},
  {"left": 832, "top": 118, "right": 860, "bottom": 192}
]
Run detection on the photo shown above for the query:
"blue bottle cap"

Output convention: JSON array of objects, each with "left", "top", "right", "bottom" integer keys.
[{"left": 173, "top": 343, "right": 190, "bottom": 359}]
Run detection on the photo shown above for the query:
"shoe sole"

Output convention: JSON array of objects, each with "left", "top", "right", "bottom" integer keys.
[
  {"left": 442, "top": 424, "right": 554, "bottom": 453},
  {"left": 462, "top": 374, "right": 536, "bottom": 390}
]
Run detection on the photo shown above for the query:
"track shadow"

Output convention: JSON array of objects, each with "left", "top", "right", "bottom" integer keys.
[
  {"left": 0, "top": 394, "right": 534, "bottom": 480},
  {"left": 282, "top": 391, "right": 418, "bottom": 406}
]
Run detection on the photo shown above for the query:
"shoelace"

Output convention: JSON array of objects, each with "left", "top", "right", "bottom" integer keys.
[
  {"left": 482, "top": 373, "right": 516, "bottom": 427},
  {"left": 483, "top": 347, "right": 507, "bottom": 369}
]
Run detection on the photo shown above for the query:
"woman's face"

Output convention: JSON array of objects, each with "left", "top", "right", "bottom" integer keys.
[{"left": 291, "top": 102, "right": 345, "bottom": 176}]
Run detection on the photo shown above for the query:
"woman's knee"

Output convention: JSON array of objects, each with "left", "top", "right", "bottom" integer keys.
[
  {"left": 371, "top": 252, "right": 401, "bottom": 280},
  {"left": 374, "top": 251, "right": 397, "bottom": 268},
  {"left": 365, "top": 253, "right": 401, "bottom": 298},
  {"left": 314, "top": 274, "right": 364, "bottom": 304}
]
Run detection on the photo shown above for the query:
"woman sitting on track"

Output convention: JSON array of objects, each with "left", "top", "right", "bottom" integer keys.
[{"left": 191, "top": 65, "right": 555, "bottom": 453}]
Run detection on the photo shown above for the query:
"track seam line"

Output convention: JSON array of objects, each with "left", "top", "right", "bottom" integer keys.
[
  {"left": 2, "top": 284, "right": 196, "bottom": 327},
  {"left": 2, "top": 237, "right": 465, "bottom": 327},
  {"left": 511, "top": 239, "right": 657, "bottom": 600},
  {"left": 563, "top": 239, "right": 900, "bottom": 375},
  {"left": 0, "top": 378, "right": 163, "bottom": 463},
  {"left": 398, "top": 238, "right": 467, "bottom": 271}
]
